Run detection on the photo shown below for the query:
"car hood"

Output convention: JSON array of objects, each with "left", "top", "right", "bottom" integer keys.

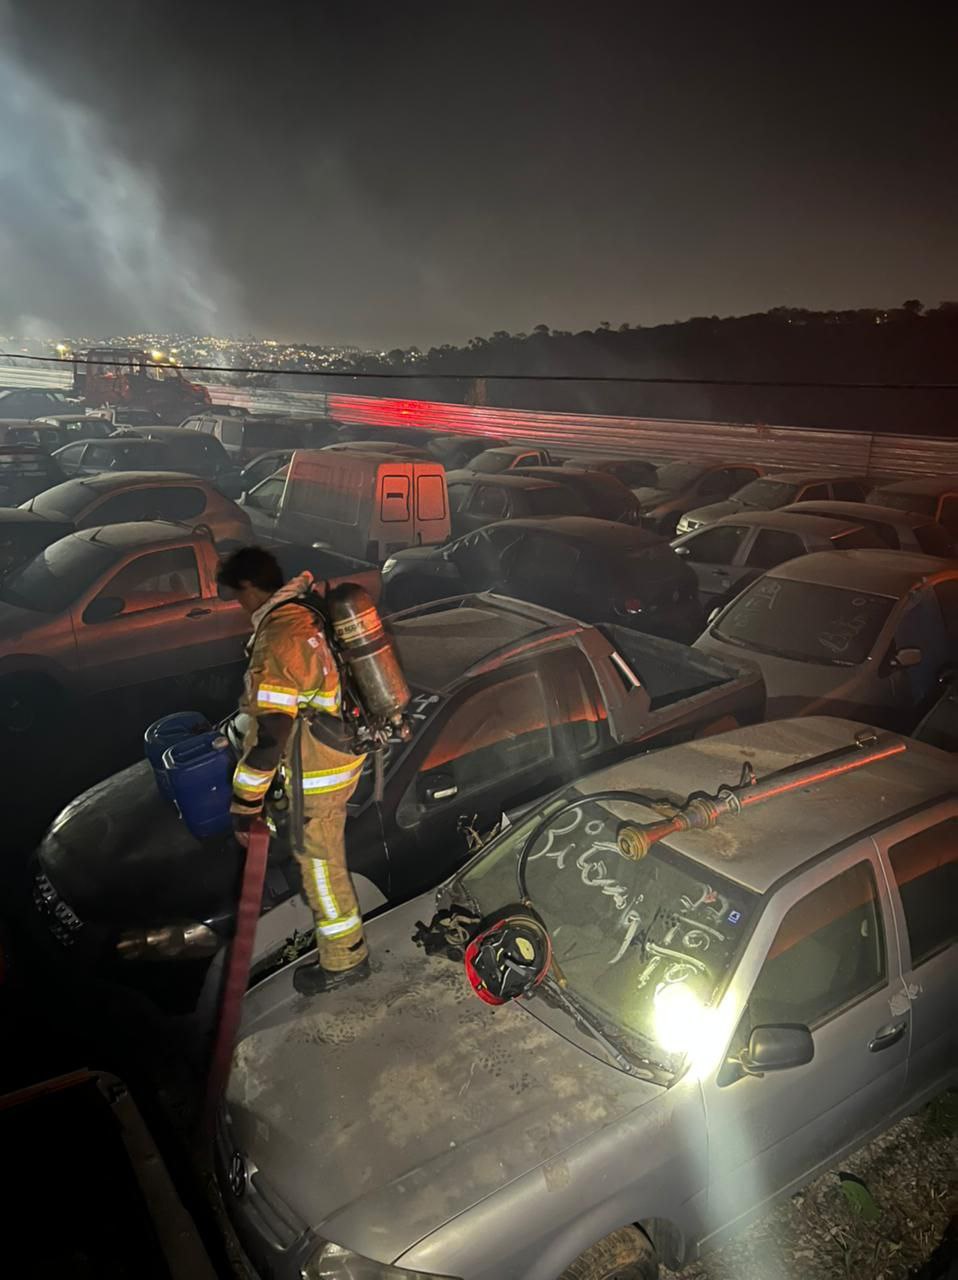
[
  {"left": 684, "top": 500, "right": 741, "bottom": 524},
  {"left": 388, "top": 544, "right": 444, "bottom": 567},
  {"left": 37, "top": 759, "right": 242, "bottom": 923},
  {"left": 225, "top": 895, "right": 657, "bottom": 1259}
]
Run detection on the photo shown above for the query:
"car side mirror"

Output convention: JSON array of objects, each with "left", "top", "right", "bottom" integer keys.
[
  {"left": 739, "top": 1023, "right": 813, "bottom": 1075},
  {"left": 83, "top": 595, "right": 124, "bottom": 624},
  {"left": 673, "top": 544, "right": 690, "bottom": 556},
  {"left": 707, "top": 606, "right": 721, "bottom": 625},
  {"left": 418, "top": 771, "right": 458, "bottom": 805},
  {"left": 891, "top": 646, "right": 922, "bottom": 669}
]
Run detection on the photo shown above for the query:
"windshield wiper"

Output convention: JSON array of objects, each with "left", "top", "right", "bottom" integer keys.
[{"left": 536, "top": 972, "right": 668, "bottom": 1080}]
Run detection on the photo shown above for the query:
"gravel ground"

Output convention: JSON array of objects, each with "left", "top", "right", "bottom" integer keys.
[{"left": 665, "top": 1094, "right": 957, "bottom": 1280}]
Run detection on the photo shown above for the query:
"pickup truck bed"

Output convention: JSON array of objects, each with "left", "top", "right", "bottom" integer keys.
[{"left": 605, "top": 623, "right": 748, "bottom": 709}]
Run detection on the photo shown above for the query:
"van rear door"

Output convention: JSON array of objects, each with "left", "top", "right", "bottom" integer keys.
[{"left": 412, "top": 462, "right": 451, "bottom": 546}]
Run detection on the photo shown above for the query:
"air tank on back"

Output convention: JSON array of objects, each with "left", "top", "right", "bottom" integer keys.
[{"left": 326, "top": 583, "right": 411, "bottom": 734}]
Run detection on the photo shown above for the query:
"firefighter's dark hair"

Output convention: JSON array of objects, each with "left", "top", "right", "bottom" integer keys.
[{"left": 216, "top": 545, "right": 284, "bottom": 593}]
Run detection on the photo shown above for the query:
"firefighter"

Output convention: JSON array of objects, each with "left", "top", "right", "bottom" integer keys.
[{"left": 216, "top": 546, "right": 369, "bottom": 995}]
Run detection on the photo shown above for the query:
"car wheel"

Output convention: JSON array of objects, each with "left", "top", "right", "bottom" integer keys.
[
  {"left": 560, "top": 1227, "right": 658, "bottom": 1280},
  {"left": 0, "top": 675, "right": 62, "bottom": 735}
]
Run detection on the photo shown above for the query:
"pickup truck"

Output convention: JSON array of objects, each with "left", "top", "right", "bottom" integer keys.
[
  {"left": 27, "top": 594, "right": 764, "bottom": 1010},
  {"left": 0, "top": 521, "right": 380, "bottom": 733}
]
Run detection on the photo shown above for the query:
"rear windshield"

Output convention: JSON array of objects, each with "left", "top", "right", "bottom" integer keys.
[
  {"left": 733, "top": 478, "right": 798, "bottom": 508},
  {"left": 654, "top": 462, "right": 707, "bottom": 492},
  {"left": 0, "top": 536, "right": 118, "bottom": 613},
  {"left": 242, "top": 421, "right": 308, "bottom": 448},
  {"left": 525, "top": 487, "right": 581, "bottom": 516},
  {"left": 27, "top": 481, "right": 93, "bottom": 521},
  {"left": 869, "top": 488, "right": 935, "bottom": 516},
  {"left": 0, "top": 451, "right": 59, "bottom": 478},
  {"left": 713, "top": 577, "right": 894, "bottom": 666}
]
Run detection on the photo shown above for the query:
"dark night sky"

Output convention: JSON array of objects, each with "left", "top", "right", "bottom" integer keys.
[{"left": 2, "top": 1, "right": 956, "bottom": 348}]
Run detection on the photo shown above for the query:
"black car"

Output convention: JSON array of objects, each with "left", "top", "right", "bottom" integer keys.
[
  {"left": 0, "top": 509, "right": 74, "bottom": 574},
  {"left": 519, "top": 466, "right": 641, "bottom": 522},
  {"left": 564, "top": 456, "right": 659, "bottom": 488},
  {"left": 445, "top": 472, "right": 586, "bottom": 536},
  {"left": 53, "top": 435, "right": 241, "bottom": 496},
  {"left": 0, "top": 388, "right": 73, "bottom": 421},
  {"left": 136, "top": 426, "right": 243, "bottom": 497},
  {"left": 913, "top": 674, "right": 958, "bottom": 752},
  {"left": 384, "top": 516, "right": 702, "bottom": 640},
  {"left": 0, "top": 445, "right": 67, "bottom": 506}
]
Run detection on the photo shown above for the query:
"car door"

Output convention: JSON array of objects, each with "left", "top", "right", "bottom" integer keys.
[
  {"left": 241, "top": 475, "right": 285, "bottom": 538},
  {"left": 390, "top": 665, "right": 558, "bottom": 895},
  {"left": 502, "top": 531, "right": 575, "bottom": 610},
  {"left": 873, "top": 804, "right": 957, "bottom": 1106},
  {"left": 937, "top": 494, "right": 958, "bottom": 536},
  {"left": 673, "top": 524, "right": 752, "bottom": 606},
  {"left": 702, "top": 847, "right": 907, "bottom": 1240},
  {"left": 73, "top": 545, "right": 218, "bottom": 694},
  {"left": 742, "top": 527, "right": 808, "bottom": 580},
  {"left": 881, "top": 587, "right": 950, "bottom": 726}
]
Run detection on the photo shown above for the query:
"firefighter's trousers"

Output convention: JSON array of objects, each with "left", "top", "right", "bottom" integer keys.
[{"left": 295, "top": 736, "right": 367, "bottom": 973}]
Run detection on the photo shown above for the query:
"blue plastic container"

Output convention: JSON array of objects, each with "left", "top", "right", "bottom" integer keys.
[
  {"left": 162, "top": 731, "right": 235, "bottom": 839},
  {"left": 144, "top": 711, "right": 211, "bottom": 799}
]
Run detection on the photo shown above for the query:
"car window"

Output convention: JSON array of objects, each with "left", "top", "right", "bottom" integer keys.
[
  {"left": 682, "top": 523, "right": 749, "bottom": 564},
  {"left": 56, "top": 444, "right": 87, "bottom": 464},
  {"left": 745, "top": 528, "right": 806, "bottom": 569},
  {"left": 525, "top": 486, "right": 581, "bottom": 517},
  {"left": 939, "top": 495, "right": 958, "bottom": 533},
  {"left": 832, "top": 480, "right": 867, "bottom": 501},
  {"left": 83, "top": 489, "right": 154, "bottom": 525},
  {"left": 93, "top": 547, "right": 201, "bottom": 616},
  {"left": 220, "top": 421, "right": 243, "bottom": 445},
  {"left": 831, "top": 526, "right": 882, "bottom": 550},
  {"left": 546, "top": 650, "right": 605, "bottom": 754},
  {"left": 83, "top": 443, "right": 120, "bottom": 469},
  {"left": 870, "top": 487, "right": 935, "bottom": 517},
  {"left": 748, "top": 861, "right": 886, "bottom": 1029},
  {"left": 887, "top": 819, "right": 957, "bottom": 966},
  {"left": 932, "top": 581, "right": 958, "bottom": 648},
  {"left": 798, "top": 483, "right": 829, "bottom": 501},
  {"left": 380, "top": 473, "right": 411, "bottom": 522},
  {"left": 0, "top": 536, "right": 119, "bottom": 612},
  {"left": 244, "top": 476, "right": 285, "bottom": 514},
  {"left": 447, "top": 483, "right": 471, "bottom": 513},
  {"left": 412, "top": 669, "right": 552, "bottom": 803},
  {"left": 416, "top": 473, "right": 447, "bottom": 522},
  {"left": 507, "top": 533, "right": 575, "bottom": 589},
  {"left": 469, "top": 450, "right": 516, "bottom": 475},
  {"left": 699, "top": 469, "right": 733, "bottom": 497},
  {"left": 471, "top": 484, "right": 508, "bottom": 518},
  {"left": 151, "top": 486, "right": 207, "bottom": 522},
  {"left": 915, "top": 523, "right": 955, "bottom": 557},
  {"left": 714, "top": 578, "right": 895, "bottom": 666}
]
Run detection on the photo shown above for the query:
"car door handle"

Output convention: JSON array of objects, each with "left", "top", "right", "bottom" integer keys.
[
  {"left": 868, "top": 1020, "right": 907, "bottom": 1052},
  {"left": 186, "top": 607, "right": 212, "bottom": 618},
  {"left": 713, "top": 568, "right": 730, "bottom": 577}
]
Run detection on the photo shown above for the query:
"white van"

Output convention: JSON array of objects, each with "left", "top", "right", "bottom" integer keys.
[{"left": 242, "top": 448, "right": 451, "bottom": 562}]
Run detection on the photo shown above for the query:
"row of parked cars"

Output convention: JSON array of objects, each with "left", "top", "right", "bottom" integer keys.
[{"left": 7, "top": 410, "right": 955, "bottom": 1276}]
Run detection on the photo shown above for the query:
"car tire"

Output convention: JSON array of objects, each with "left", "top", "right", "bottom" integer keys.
[
  {"left": 560, "top": 1227, "right": 658, "bottom": 1280},
  {"left": 0, "top": 674, "right": 63, "bottom": 735}
]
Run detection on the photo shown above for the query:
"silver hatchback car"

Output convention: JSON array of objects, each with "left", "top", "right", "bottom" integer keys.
[{"left": 218, "top": 717, "right": 955, "bottom": 1280}]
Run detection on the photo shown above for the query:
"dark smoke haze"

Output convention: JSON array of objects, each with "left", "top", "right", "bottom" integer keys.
[{"left": 2, "top": 1, "right": 956, "bottom": 348}]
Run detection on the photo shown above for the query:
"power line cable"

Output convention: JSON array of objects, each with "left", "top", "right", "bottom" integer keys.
[{"left": 1, "top": 351, "right": 957, "bottom": 391}]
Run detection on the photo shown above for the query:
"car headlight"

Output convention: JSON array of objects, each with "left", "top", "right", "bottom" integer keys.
[
  {"left": 302, "top": 1241, "right": 461, "bottom": 1279},
  {"left": 115, "top": 922, "right": 223, "bottom": 961},
  {"left": 382, "top": 557, "right": 397, "bottom": 575}
]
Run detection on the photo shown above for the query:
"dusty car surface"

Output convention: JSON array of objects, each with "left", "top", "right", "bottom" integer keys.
[
  {"left": 0, "top": 387, "right": 72, "bottom": 420},
  {"left": 22, "top": 471, "right": 252, "bottom": 545},
  {"left": 446, "top": 472, "right": 586, "bottom": 536},
  {"left": 867, "top": 476, "right": 958, "bottom": 537},
  {"left": 671, "top": 509, "right": 882, "bottom": 609},
  {"left": 780, "top": 499, "right": 958, "bottom": 558},
  {"left": 453, "top": 443, "right": 558, "bottom": 474},
  {"left": 219, "top": 716, "right": 956, "bottom": 1280},
  {"left": 693, "top": 550, "right": 958, "bottom": 729},
  {"left": 676, "top": 469, "right": 869, "bottom": 534},
  {"left": 633, "top": 460, "right": 764, "bottom": 537}
]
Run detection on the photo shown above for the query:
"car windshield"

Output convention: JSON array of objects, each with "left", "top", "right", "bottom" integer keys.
[
  {"left": 653, "top": 462, "right": 707, "bottom": 492},
  {"left": 0, "top": 536, "right": 118, "bottom": 612},
  {"left": 732, "top": 478, "right": 798, "bottom": 508},
  {"left": 349, "top": 690, "right": 440, "bottom": 807},
  {"left": 469, "top": 450, "right": 517, "bottom": 474},
  {"left": 713, "top": 577, "right": 895, "bottom": 665},
  {"left": 870, "top": 488, "right": 935, "bottom": 516},
  {"left": 459, "top": 791, "right": 757, "bottom": 1073}
]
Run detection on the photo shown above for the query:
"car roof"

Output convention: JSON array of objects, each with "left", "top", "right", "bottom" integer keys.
[
  {"left": 34, "top": 413, "right": 109, "bottom": 425},
  {"left": 88, "top": 437, "right": 169, "bottom": 450},
  {"left": 873, "top": 475, "right": 958, "bottom": 496},
  {"left": 707, "top": 510, "right": 866, "bottom": 536},
  {"left": 77, "top": 520, "right": 194, "bottom": 549},
  {"left": 389, "top": 594, "right": 585, "bottom": 693},
  {"left": 766, "top": 548, "right": 957, "bottom": 593},
  {"left": 446, "top": 470, "right": 564, "bottom": 490},
  {"left": 577, "top": 716, "right": 955, "bottom": 894},
  {"left": 489, "top": 515, "right": 665, "bottom": 548},
  {"left": 139, "top": 426, "right": 210, "bottom": 440},
  {"left": 54, "top": 470, "right": 212, "bottom": 492},
  {"left": 780, "top": 500, "right": 930, "bottom": 528},
  {"left": 0, "top": 508, "right": 71, "bottom": 528},
  {"left": 751, "top": 469, "right": 864, "bottom": 483}
]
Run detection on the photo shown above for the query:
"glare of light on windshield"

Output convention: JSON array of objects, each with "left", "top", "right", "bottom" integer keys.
[{"left": 652, "top": 981, "right": 738, "bottom": 1080}]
